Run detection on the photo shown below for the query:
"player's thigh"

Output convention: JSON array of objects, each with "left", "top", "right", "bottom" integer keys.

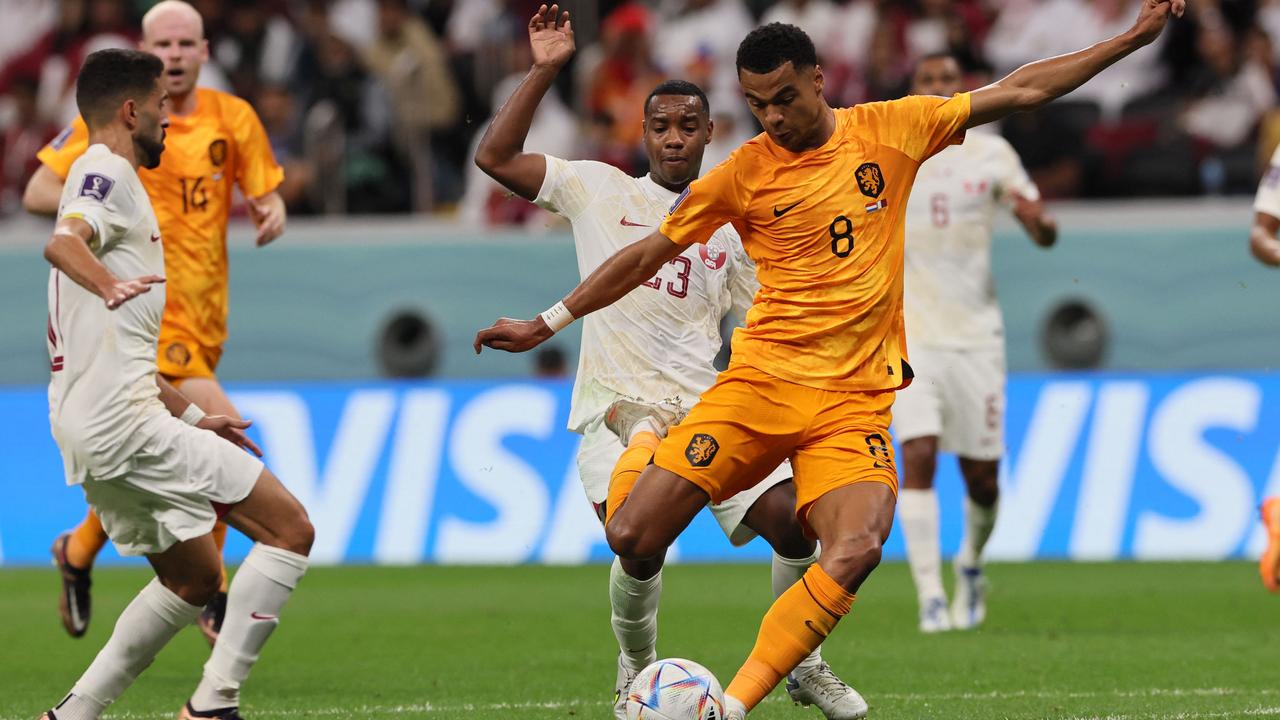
[
  {"left": 607, "top": 464, "right": 709, "bottom": 559},
  {"left": 653, "top": 363, "right": 803, "bottom": 505},
  {"left": 792, "top": 389, "right": 898, "bottom": 533},
  {"left": 938, "top": 348, "right": 1005, "bottom": 460},
  {"left": 223, "top": 467, "right": 314, "bottom": 556},
  {"left": 891, "top": 348, "right": 944, "bottom": 445},
  {"left": 172, "top": 375, "right": 241, "bottom": 419}
]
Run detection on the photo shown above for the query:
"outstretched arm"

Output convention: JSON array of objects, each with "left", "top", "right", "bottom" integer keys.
[
  {"left": 44, "top": 217, "right": 164, "bottom": 310},
  {"left": 472, "top": 3, "right": 574, "bottom": 201},
  {"left": 1011, "top": 193, "right": 1058, "bottom": 248},
  {"left": 474, "top": 230, "right": 684, "bottom": 353},
  {"left": 967, "top": 0, "right": 1186, "bottom": 128}
]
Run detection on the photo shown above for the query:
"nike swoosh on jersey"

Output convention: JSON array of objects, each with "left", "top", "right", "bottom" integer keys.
[
  {"left": 619, "top": 217, "right": 650, "bottom": 227},
  {"left": 773, "top": 200, "right": 802, "bottom": 217}
]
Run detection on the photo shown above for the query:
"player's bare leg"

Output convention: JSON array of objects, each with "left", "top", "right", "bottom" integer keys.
[
  {"left": 181, "top": 468, "right": 313, "bottom": 718},
  {"left": 173, "top": 375, "right": 241, "bottom": 645},
  {"left": 952, "top": 457, "right": 999, "bottom": 629},
  {"left": 741, "top": 483, "right": 868, "bottom": 720},
  {"left": 602, "top": 398, "right": 686, "bottom": 718},
  {"left": 1259, "top": 497, "right": 1280, "bottom": 592},
  {"left": 899, "top": 436, "right": 950, "bottom": 632},
  {"left": 41, "top": 534, "right": 221, "bottom": 720},
  {"left": 722, "top": 482, "right": 895, "bottom": 719}
]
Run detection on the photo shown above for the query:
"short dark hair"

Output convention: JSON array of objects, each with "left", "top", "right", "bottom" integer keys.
[
  {"left": 914, "top": 51, "right": 961, "bottom": 72},
  {"left": 736, "top": 23, "right": 817, "bottom": 75},
  {"left": 75, "top": 49, "right": 164, "bottom": 129},
  {"left": 645, "top": 79, "right": 711, "bottom": 118}
]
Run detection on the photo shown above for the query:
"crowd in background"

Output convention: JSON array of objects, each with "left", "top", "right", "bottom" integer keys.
[{"left": 1, "top": 0, "right": 1278, "bottom": 221}]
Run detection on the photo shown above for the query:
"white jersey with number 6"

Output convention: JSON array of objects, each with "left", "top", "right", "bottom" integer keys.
[
  {"left": 535, "top": 155, "right": 757, "bottom": 433},
  {"left": 902, "top": 131, "right": 1039, "bottom": 352},
  {"left": 48, "top": 144, "right": 168, "bottom": 485}
]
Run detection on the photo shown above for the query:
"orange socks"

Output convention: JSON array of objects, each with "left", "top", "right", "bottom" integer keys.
[
  {"left": 212, "top": 521, "right": 230, "bottom": 592},
  {"left": 604, "top": 431, "right": 661, "bottom": 526},
  {"left": 66, "top": 509, "right": 109, "bottom": 569},
  {"left": 725, "top": 564, "right": 855, "bottom": 711}
]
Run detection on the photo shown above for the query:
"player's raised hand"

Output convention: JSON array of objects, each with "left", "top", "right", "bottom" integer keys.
[
  {"left": 474, "top": 317, "right": 554, "bottom": 354},
  {"left": 1130, "top": 0, "right": 1186, "bottom": 46},
  {"left": 103, "top": 275, "right": 165, "bottom": 310},
  {"left": 248, "top": 191, "right": 287, "bottom": 246},
  {"left": 197, "top": 415, "right": 264, "bottom": 457},
  {"left": 529, "top": 3, "right": 574, "bottom": 69}
]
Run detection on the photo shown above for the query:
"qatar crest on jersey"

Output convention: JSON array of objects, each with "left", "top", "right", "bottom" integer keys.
[
  {"left": 855, "top": 162, "right": 885, "bottom": 198},
  {"left": 699, "top": 238, "right": 727, "bottom": 270}
]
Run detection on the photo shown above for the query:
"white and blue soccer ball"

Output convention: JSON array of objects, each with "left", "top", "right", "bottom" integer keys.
[{"left": 625, "top": 658, "right": 725, "bottom": 720}]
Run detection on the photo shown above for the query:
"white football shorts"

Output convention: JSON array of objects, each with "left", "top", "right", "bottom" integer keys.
[
  {"left": 893, "top": 346, "right": 1006, "bottom": 461},
  {"left": 80, "top": 414, "right": 264, "bottom": 556}
]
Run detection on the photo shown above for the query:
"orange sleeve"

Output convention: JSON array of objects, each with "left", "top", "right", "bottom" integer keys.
[
  {"left": 36, "top": 117, "right": 90, "bottom": 180},
  {"left": 226, "top": 96, "right": 284, "bottom": 198},
  {"left": 659, "top": 153, "right": 749, "bottom": 246},
  {"left": 854, "top": 93, "right": 971, "bottom": 163}
]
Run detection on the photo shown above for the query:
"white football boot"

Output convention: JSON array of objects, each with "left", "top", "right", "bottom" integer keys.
[
  {"left": 614, "top": 653, "right": 647, "bottom": 720},
  {"left": 951, "top": 564, "right": 987, "bottom": 630},
  {"left": 603, "top": 397, "right": 687, "bottom": 442},
  {"left": 786, "top": 662, "right": 869, "bottom": 719},
  {"left": 918, "top": 595, "right": 952, "bottom": 633}
]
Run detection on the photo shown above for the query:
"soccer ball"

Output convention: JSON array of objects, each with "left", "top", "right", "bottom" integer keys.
[{"left": 625, "top": 658, "right": 725, "bottom": 720}]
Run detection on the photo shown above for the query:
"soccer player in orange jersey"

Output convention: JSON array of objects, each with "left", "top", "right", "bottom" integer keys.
[
  {"left": 477, "top": 1, "right": 1185, "bottom": 715},
  {"left": 24, "top": 0, "right": 286, "bottom": 644}
]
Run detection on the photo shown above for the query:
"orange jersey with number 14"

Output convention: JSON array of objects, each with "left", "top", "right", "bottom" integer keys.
[
  {"left": 38, "top": 87, "right": 283, "bottom": 373},
  {"left": 659, "top": 93, "right": 971, "bottom": 393}
]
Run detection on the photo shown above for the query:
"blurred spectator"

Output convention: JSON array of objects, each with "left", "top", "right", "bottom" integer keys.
[
  {"left": 0, "top": 0, "right": 57, "bottom": 70},
  {"left": 256, "top": 82, "right": 316, "bottom": 212},
  {"left": 584, "top": 3, "right": 664, "bottom": 174},
  {"left": 213, "top": 0, "right": 300, "bottom": 98},
  {"left": 534, "top": 345, "right": 569, "bottom": 378},
  {"left": 1181, "top": 16, "right": 1276, "bottom": 151},
  {"left": 366, "top": 0, "right": 459, "bottom": 136},
  {"left": 0, "top": 75, "right": 56, "bottom": 215},
  {"left": 654, "top": 0, "right": 755, "bottom": 129}
]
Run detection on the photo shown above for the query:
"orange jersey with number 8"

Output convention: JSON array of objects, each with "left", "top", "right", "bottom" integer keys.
[
  {"left": 659, "top": 93, "right": 971, "bottom": 392},
  {"left": 38, "top": 87, "right": 283, "bottom": 371}
]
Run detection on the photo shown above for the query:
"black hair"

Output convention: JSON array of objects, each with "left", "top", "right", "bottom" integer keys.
[
  {"left": 645, "top": 79, "right": 711, "bottom": 119},
  {"left": 735, "top": 23, "right": 817, "bottom": 75},
  {"left": 75, "top": 49, "right": 164, "bottom": 129},
  {"left": 914, "top": 51, "right": 961, "bottom": 72}
]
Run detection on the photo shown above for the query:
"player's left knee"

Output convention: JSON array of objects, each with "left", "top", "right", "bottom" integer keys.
[
  {"left": 606, "top": 518, "right": 664, "bottom": 561},
  {"left": 820, "top": 532, "right": 883, "bottom": 590},
  {"left": 960, "top": 460, "right": 1000, "bottom": 507}
]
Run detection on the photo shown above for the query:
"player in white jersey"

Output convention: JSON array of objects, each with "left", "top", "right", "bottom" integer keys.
[
  {"left": 1249, "top": 149, "right": 1280, "bottom": 592},
  {"left": 473, "top": 7, "right": 865, "bottom": 719},
  {"left": 895, "top": 53, "right": 1058, "bottom": 633},
  {"left": 38, "top": 49, "right": 312, "bottom": 720}
]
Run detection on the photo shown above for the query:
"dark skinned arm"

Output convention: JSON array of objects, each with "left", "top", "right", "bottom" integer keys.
[
  {"left": 1251, "top": 212, "right": 1280, "bottom": 267},
  {"left": 967, "top": 0, "right": 1185, "bottom": 128},
  {"left": 472, "top": 4, "right": 574, "bottom": 201},
  {"left": 474, "top": 230, "right": 684, "bottom": 353}
]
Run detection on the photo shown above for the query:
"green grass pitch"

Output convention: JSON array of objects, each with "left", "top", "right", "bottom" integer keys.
[{"left": 0, "top": 561, "right": 1275, "bottom": 719}]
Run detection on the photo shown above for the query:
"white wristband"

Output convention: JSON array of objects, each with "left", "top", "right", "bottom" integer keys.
[
  {"left": 539, "top": 301, "right": 575, "bottom": 333},
  {"left": 179, "top": 403, "right": 206, "bottom": 426}
]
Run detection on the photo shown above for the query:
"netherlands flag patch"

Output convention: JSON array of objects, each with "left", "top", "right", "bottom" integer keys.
[{"left": 864, "top": 198, "right": 887, "bottom": 213}]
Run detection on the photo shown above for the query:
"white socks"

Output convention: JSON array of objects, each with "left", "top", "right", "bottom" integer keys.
[
  {"left": 609, "top": 557, "right": 661, "bottom": 673},
  {"left": 771, "top": 549, "right": 824, "bottom": 674},
  {"left": 956, "top": 497, "right": 998, "bottom": 569},
  {"left": 899, "top": 488, "right": 945, "bottom": 605},
  {"left": 189, "top": 544, "right": 309, "bottom": 712},
  {"left": 58, "top": 578, "right": 202, "bottom": 720}
]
